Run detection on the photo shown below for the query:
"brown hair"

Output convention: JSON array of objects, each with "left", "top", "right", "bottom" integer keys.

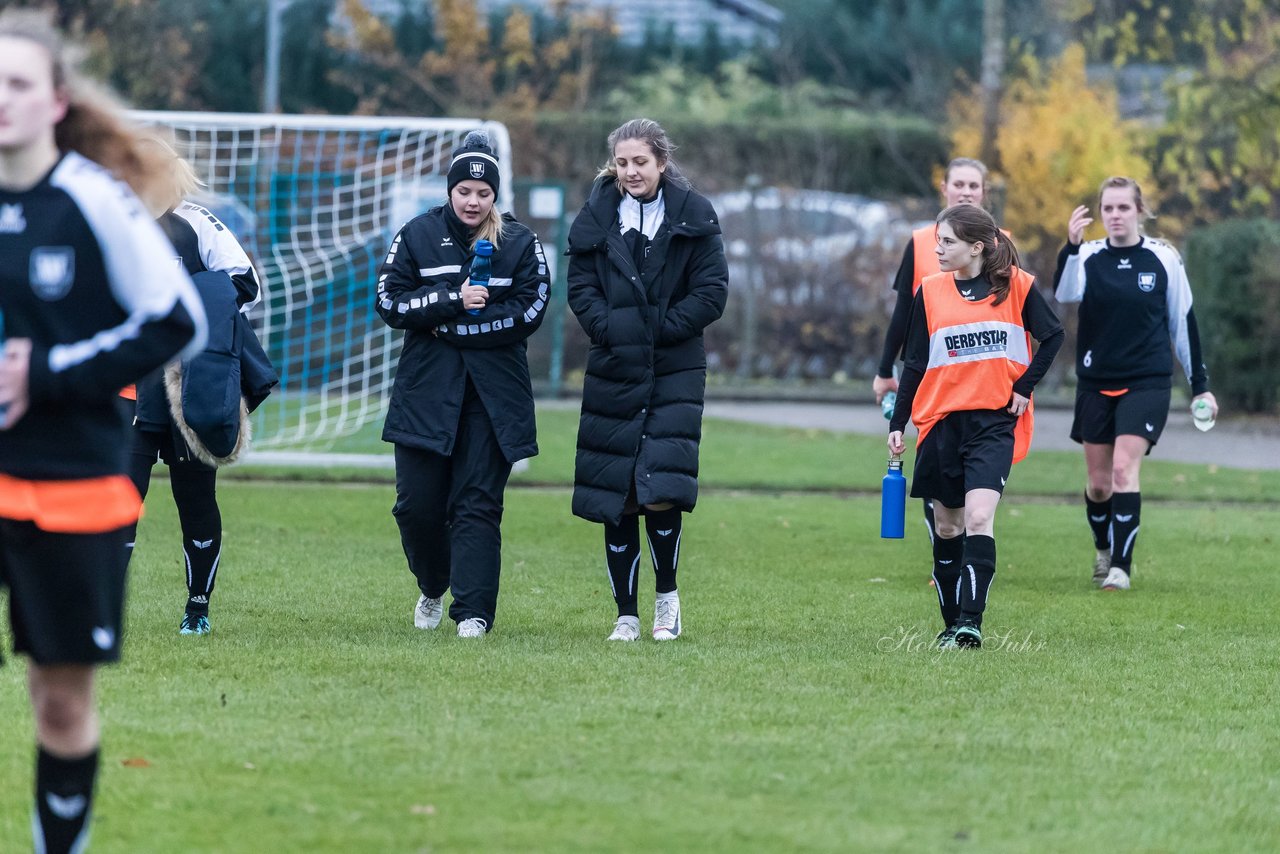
[
  {"left": 596, "top": 118, "right": 690, "bottom": 192},
  {"left": 0, "top": 9, "right": 166, "bottom": 199},
  {"left": 936, "top": 204, "right": 1021, "bottom": 305},
  {"left": 1098, "top": 175, "right": 1154, "bottom": 222}
]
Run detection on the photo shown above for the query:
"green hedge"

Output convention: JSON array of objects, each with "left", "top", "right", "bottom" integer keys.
[
  {"left": 1184, "top": 218, "right": 1280, "bottom": 413},
  {"left": 501, "top": 111, "right": 947, "bottom": 202}
]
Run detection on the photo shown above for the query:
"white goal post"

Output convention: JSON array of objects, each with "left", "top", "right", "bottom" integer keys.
[{"left": 130, "top": 111, "right": 514, "bottom": 455}]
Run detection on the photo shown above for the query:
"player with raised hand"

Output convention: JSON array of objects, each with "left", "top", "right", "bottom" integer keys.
[
  {"left": 888, "top": 205, "right": 1062, "bottom": 648},
  {"left": 1053, "top": 177, "right": 1217, "bottom": 591},
  {"left": 0, "top": 10, "right": 205, "bottom": 852}
]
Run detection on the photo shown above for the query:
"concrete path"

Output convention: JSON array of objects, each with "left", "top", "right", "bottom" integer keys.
[
  {"left": 703, "top": 401, "right": 1280, "bottom": 470},
  {"left": 243, "top": 398, "right": 1277, "bottom": 471}
]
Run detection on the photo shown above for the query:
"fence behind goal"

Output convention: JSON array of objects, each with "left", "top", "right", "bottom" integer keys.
[{"left": 131, "top": 111, "right": 514, "bottom": 453}]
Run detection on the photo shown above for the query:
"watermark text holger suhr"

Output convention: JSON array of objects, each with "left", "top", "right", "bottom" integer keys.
[{"left": 876, "top": 625, "right": 1048, "bottom": 653}]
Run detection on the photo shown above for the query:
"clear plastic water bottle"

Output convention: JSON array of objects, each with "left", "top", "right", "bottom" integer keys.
[
  {"left": 881, "top": 390, "right": 897, "bottom": 421},
  {"left": 881, "top": 455, "right": 906, "bottom": 539},
  {"left": 467, "top": 239, "right": 494, "bottom": 316},
  {"left": 1191, "top": 398, "right": 1215, "bottom": 432}
]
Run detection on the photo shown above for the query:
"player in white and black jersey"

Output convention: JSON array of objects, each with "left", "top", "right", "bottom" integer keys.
[
  {"left": 0, "top": 12, "right": 205, "bottom": 853},
  {"left": 1053, "top": 176, "right": 1217, "bottom": 591},
  {"left": 124, "top": 134, "right": 271, "bottom": 637}
]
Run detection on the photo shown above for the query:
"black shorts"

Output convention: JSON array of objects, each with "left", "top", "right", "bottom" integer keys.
[
  {"left": 911, "top": 409, "right": 1016, "bottom": 509},
  {"left": 133, "top": 425, "right": 213, "bottom": 470},
  {"left": 0, "top": 520, "right": 129, "bottom": 666},
  {"left": 1071, "top": 387, "right": 1170, "bottom": 450}
]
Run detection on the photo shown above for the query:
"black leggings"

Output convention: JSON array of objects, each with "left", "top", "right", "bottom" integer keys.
[{"left": 126, "top": 428, "right": 222, "bottom": 607}]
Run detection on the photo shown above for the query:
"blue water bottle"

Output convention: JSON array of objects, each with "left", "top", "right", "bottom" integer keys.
[
  {"left": 880, "top": 455, "right": 906, "bottom": 539},
  {"left": 467, "top": 239, "right": 494, "bottom": 316},
  {"left": 881, "top": 390, "right": 897, "bottom": 421}
]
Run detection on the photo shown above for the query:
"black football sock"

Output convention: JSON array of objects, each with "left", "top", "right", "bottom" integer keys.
[
  {"left": 604, "top": 515, "right": 641, "bottom": 618},
  {"left": 644, "top": 507, "right": 682, "bottom": 594},
  {"left": 1109, "top": 492, "right": 1142, "bottom": 574},
  {"left": 959, "top": 534, "right": 997, "bottom": 625},
  {"left": 1086, "top": 494, "right": 1112, "bottom": 552},
  {"left": 172, "top": 467, "right": 222, "bottom": 614},
  {"left": 35, "top": 746, "right": 98, "bottom": 854},
  {"left": 181, "top": 530, "right": 221, "bottom": 616},
  {"left": 932, "top": 533, "right": 965, "bottom": 628}
]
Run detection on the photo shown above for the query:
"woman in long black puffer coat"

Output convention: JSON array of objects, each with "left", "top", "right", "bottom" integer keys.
[{"left": 566, "top": 118, "right": 728, "bottom": 643}]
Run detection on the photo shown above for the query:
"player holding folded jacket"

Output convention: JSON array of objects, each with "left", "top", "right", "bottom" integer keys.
[
  {"left": 124, "top": 133, "right": 276, "bottom": 637},
  {"left": 889, "top": 205, "right": 1062, "bottom": 649}
]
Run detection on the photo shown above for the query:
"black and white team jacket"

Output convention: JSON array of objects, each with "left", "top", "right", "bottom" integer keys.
[
  {"left": 160, "top": 202, "right": 262, "bottom": 310},
  {"left": 1053, "top": 236, "right": 1208, "bottom": 395},
  {"left": 0, "top": 152, "right": 206, "bottom": 481},
  {"left": 375, "top": 205, "right": 550, "bottom": 463},
  {"left": 132, "top": 202, "right": 268, "bottom": 433}
]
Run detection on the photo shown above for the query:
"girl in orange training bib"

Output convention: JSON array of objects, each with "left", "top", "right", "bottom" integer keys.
[{"left": 888, "top": 205, "right": 1063, "bottom": 649}]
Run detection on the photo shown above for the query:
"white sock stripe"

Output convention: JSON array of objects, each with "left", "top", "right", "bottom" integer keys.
[
  {"left": 70, "top": 820, "right": 91, "bottom": 854},
  {"left": 953, "top": 577, "right": 962, "bottom": 606},
  {"left": 204, "top": 549, "right": 222, "bottom": 593},
  {"left": 604, "top": 560, "right": 617, "bottom": 598},
  {"left": 628, "top": 553, "right": 641, "bottom": 597},
  {"left": 672, "top": 529, "right": 682, "bottom": 573},
  {"left": 1121, "top": 525, "right": 1140, "bottom": 558},
  {"left": 183, "top": 549, "right": 193, "bottom": 590},
  {"left": 967, "top": 565, "right": 978, "bottom": 600}
]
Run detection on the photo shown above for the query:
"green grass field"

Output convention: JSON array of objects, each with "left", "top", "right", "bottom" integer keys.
[{"left": 2, "top": 415, "right": 1278, "bottom": 851}]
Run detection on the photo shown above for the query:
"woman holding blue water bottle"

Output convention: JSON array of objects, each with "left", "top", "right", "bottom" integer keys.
[
  {"left": 888, "top": 205, "right": 1061, "bottom": 649},
  {"left": 376, "top": 131, "right": 550, "bottom": 637},
  {"left": 874, "top": 157, "right": 997, "bottom": 542}
]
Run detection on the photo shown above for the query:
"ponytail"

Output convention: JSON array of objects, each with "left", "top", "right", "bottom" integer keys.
[{"left": 982, "top": 233, "right": 1021, "bottom": 306}]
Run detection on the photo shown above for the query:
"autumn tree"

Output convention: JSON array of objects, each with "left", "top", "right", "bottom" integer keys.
[
  {"left": 950, "top": 43, "right": 1150, "bottom": 278},
  {"left": 1062, "top": 0, "right": 1280, "bottom": 225},
  {"left": 331, "top": 0, "right": 612, "bottom": 117}
]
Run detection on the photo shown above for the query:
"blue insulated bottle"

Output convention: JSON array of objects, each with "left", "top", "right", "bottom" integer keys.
[
  {"left": 881, "top": 455, "right": 906, "bottom": 539},
  {"left": 467, "top": 239, "right": 494, "bottom": 316}
]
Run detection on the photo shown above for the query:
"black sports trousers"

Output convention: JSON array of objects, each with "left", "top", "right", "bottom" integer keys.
[{"left": 392, "top": 381, "right": 512, "bottom": 630}]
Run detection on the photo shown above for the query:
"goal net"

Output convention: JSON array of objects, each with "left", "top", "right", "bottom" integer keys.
[{"left": 130, "top": 111, "right": 514, "bottom": 454}]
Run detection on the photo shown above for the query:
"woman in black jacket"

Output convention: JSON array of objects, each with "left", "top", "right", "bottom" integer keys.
[
  {"left": 376, "top": 131, "right": 549, "bottom": 638},
  {"left": 566, "top": 118, "right": 728, "bottom": 642}
]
